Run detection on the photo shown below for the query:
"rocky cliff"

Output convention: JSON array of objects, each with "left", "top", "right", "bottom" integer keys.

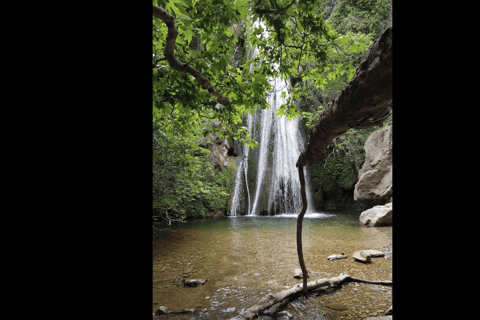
[{"left": 354, "top": 122, "right": 392, "bottom": 206}]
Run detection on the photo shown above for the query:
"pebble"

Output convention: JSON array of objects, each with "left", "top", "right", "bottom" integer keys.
[{"left": 223, "top": 307, "right": 236, "bottom": 313}]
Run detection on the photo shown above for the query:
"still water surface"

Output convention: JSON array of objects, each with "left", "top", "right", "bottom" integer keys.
[{"left": 153, "top": 210, "right": 392, "bottom": 319}]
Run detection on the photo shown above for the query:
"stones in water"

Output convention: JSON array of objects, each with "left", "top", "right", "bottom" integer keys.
[
  {"left": 359, "top": 203, "right": 392, "bottom": 227},
  {"left": 222, "top": 307, "right": 236, "bottom": 314},
  {"left": 154, "top": 306, "right": 167, "bottom": 315},
  {"left": 327, "top": 253, "right": 347, "bottom": 261},
  {"left": 353, "top": 250, "right": 384, "bottom": 263},
  {"left": 353, "top": 251, "right": 371, "bottom": 263},
  {"left": 324, "top": 302, "right": 348, "bottom": 311},
  {"left": 382, "top": 244, "right": 393, "bottom": 260},
  {"left": 293, "top": 269, "right": 309, "bottom": 279},
  {"left": 370, "top": 286, "right": 391, "bottom": 294},
  {"left": 182, "top": 278, "right": 208, "bottom": 287}
]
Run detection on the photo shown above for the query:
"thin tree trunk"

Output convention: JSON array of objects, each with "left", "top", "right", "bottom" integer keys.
[{"left": 296, "top": 166, "right": 308, "bottom": 292}]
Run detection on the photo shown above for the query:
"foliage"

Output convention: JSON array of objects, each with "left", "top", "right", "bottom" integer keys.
[
  {"left": 152, "top": 0, "right": 392, "bottom": 218},
  {"left": 153, "top": 0, "right": 272, "bottom": 149},
  {"left": 327, "top": 0, "right": 392, "bottom": 39},
  {"left": 152, "top": 121, "right": 232, "bottom": 225}
]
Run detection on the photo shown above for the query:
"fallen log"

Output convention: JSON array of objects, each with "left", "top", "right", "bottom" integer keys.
[{"left": 243, "top": 273, "right": 392, "bottom": 320}]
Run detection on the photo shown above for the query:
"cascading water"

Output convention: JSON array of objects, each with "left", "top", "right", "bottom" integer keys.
[{"left": 229, "top": 20, "right": 315, "bottom": 216}]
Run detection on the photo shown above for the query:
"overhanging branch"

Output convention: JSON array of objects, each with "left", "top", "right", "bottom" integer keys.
[
  {"left": 152, "top": 5, "right": 232, "bottom": 106},
  {"left": 296, "top": 26, "right": 393, "bottom": 167}
]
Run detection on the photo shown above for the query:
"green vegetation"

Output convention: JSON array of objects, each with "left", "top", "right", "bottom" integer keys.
[
  {"left": 152, "top": 0, "right": 392, "bottom": 221},
  {"left": 152, "top": 122, "right": 237, "bottom": 227}
]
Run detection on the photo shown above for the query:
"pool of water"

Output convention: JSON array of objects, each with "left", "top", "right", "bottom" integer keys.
[{"left": 153, "top": 210, "right": 392, "bottom": 319}]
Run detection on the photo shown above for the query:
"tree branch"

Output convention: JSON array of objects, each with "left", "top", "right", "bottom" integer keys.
[
  {"left": 243, "top": 273, "right": 392, "bottom": 319},
  {"left": 152, "top": 5, "right": 232, "bottom": 106}
]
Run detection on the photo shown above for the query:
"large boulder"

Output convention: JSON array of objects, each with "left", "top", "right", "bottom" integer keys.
[
  {"left": 354, "top": 122, "right": 392, "bottom": 206},
  {"left": 359, "top": 203, "right": 392, "bottom": 227}
]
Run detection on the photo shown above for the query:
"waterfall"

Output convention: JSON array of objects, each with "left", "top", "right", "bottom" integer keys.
[
  {"left": 230, "top": 114, "right": 252, "bottom": 216},
  {"left": 229, "top": 20, "right": 315, "bottom": 216}
]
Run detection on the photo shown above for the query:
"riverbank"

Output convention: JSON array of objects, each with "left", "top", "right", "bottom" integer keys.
[{"left": 153, "top": 215, "right": 392, "bottom": 319}]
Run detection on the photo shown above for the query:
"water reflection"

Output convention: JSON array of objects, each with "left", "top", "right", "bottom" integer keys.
[{"left": 153, "top": 210, "right": 392, "bottom": 319}]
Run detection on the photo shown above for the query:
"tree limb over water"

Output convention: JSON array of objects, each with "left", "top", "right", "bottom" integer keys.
[
  {"left": 152, "top": 5, "right": 232, "bottom": 106},
  {"left": 279, "top": 25, "right": 392, "bottom": 319},
  {"left": 296, "top": 26, "right": 392, "bottom": 167}
]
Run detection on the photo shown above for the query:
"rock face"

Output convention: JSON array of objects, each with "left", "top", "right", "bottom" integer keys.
[
  {"left": 359, "top": 203, "right": 392, "bottom": 227},
  {"left": 199, "top": 118, "right": 231, "bottom": 170},
  {"left": 354, "top": 122, "right": 392, "bottom": 206}
]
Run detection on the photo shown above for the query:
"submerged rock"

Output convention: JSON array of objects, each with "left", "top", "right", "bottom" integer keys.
[
  {"left": 223, "top": 307, "right": 236, "bottom": 314},
  {"left": 353, "top": 250, "right": 384, "bottom": 263},
  {"left": 353, "top": 251, "right": 371, "bottom": 263},
  {"left": 183, "top": 278, "right": 208, "bottom": 287},
  {"left": 154, "top": 306, "right": 167, "bottom": 316},
  {"left": 293, "top": 269, "right": 309, "bottom": 279},
  {"left": 327, "top": 253, "right": 347, "bottom": 261}
]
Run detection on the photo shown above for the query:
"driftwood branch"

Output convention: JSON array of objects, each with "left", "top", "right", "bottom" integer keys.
[
  {"left": 152, "top": 5, "right": 232, "bottom": 106},
  {"left": 243, "top": 273, "right": 392, "bottom": 319}
]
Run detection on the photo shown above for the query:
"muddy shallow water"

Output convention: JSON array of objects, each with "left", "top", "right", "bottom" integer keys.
[{"left": 153, "top": 211, "right": 392, "bottom": 319}]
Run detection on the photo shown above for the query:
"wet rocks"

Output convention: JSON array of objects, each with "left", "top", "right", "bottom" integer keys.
[
  {"left": 327, "top": 253, "right": 347, "bottom": 261},
  {"left": 293, "top": 269, "right": 309, "bottom": 279},
  {"left": 154, "top": 306, "right": 167, "bottom": 315},
  {"left": 222, "top": 307, "right": 236, "bottom": 314},
  {"left": 370, "top": 286, "right": 391, "bottom": 294},
  {"left": 182, "top": 278, "right": 208, "bottom": 287},
  {"left": 353, "top": 251, "right": 371, "bottom": 263},
  {"left": 353, "top": 250, "right": 384, "bottom": 263},
  {"left": 324, "top": 302, "right": 348, "bottom": 311},
  {"left": 359, "top": 203, "right": 392, "bottom": 227},
  {"left": 154, "top": 307, "right": 195, "bottom": 316},
  {"left": 382, "top": 244, "right": 392, "bottom": 260}
]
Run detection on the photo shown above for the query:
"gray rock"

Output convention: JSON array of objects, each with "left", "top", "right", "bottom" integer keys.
[
  {"left": 223, "top": 307, "right": 236, "bottom": 313},
  {"left": 366, "top": 317, "right": 392, "bottom": 320},
  {"left": 352, "top": 251, "right": 371, "bottom": 263},
  {"left": 362, "top": 249, "right": 385, "bottom": 257},
  {"left": 353, "top": 249, "right": 384, "bottom": 263},
  {"left": 354, "top": 123, "right": 392, "bottom": 205},
  {"left": 198, "top": 119, "right": 231, "bottom": 170},
  {"left": 327, "top": 253, "right": 347, "bottom": 261},
  {"left": 359, "top": 203, "right": 392, "bottom": 227},
  {"left": 370, "top": 286, "right": 391, "bottom": 294},
  {"left": 183, "top": 278, "right": 208, "bottom": 287},
  {"left": 382, "top": 244, "right": 393, "bottom": 260},
  {"left": 293, "top": 269, "right": 303, "bottom": 278},
  {"left": 154, "top": 306, "right": 167, "bottom": 316}
]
